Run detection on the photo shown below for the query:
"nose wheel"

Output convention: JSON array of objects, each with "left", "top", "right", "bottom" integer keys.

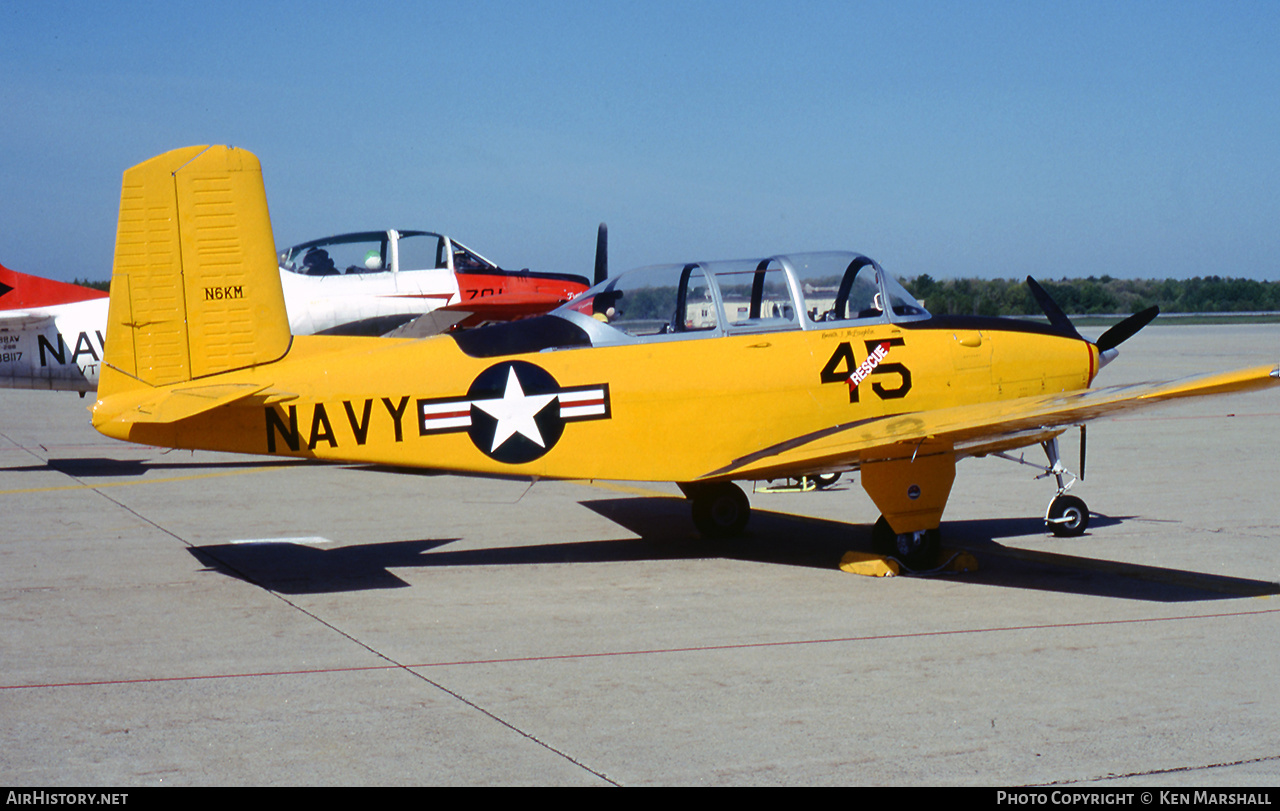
[
  {"left": 1046, "top": 493, "right": 1089, "bottom": 537},
  {"left": 1039, "top": 435, "right": 1089, "bottom": 537},
  {"left": 993, "top": 431, "right": 1091, "bottom": 538}
]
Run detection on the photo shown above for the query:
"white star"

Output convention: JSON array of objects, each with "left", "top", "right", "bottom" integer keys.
[{"left": 471, "top": 367, "right": 558, "bottom": 453}]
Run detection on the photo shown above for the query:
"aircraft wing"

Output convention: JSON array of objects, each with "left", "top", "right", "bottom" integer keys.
[
  {"left": 702, "top": 364, "right": 1280, "bottom": 482},
  {"left": 0, "top": 310, "right": 59, "bottom": 331},
  {"left": 384, "top": 291, "right": 577, "bottom": 338},
  {"left": 382, "top": 309, "right": 470, "bottom": 338}
]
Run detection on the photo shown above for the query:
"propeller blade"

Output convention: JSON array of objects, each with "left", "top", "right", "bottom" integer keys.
[
  {"left": 1079, "top": 424, "right": 1086, "bottom": 482},
  {"left": 1026, "top": 277, "right": 1082, "bottom": 341},
  {"left": 1095, "top": 306, "right": 1159, "bottom": 352},
  {"left": 594, "top": 222, "right": 608, "bottom": 286}
]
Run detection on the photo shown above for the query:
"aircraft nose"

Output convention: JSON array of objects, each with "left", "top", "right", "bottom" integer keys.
[{"left": 1098, "top": 347, "right": 1120, "bottom": 369}]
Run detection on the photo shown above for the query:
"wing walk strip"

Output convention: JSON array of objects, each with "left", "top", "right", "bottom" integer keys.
[{"left": 6, "top": 608, "right": 1278, "bottom": 691}]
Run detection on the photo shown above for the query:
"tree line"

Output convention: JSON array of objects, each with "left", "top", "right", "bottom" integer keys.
[
  {"left": 904, "top": 274, "right": 1280, "bottom": 316},
  {"left": 73, "top": 274, "right": 1280, "bottom": 317}
]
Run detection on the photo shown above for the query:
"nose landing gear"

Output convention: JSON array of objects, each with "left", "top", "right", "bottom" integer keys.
[
  {"left": 993, "top": 430, "right": 1090, "bottom": 537},
  {"left": 870, "top": 516, "right": 942, "bottom": 570},
  {"left": 1046, "top": 493, "right": 1089, "bottom": 537}
]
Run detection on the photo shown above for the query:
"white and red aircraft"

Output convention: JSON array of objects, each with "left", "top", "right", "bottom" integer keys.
[{"left": 1, "top": 229, "right": 591, "bottom": 393}]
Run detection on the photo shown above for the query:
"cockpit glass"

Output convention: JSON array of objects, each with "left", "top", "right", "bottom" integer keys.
[
  {"left": 785, "top": 252, "right": 929, "bottom": 324},
  {"left": 709, "top": 259, "right": 798, "bottom": 331},
  {"left": 553, "top": 251, "right": 928, "bottom": 344},
  {"left": 280, "top": 233, "right": 390, "bottom": 276},
  {"left": 564, "top": 264, "right": 716, "bottom": 337},
  {"left": 395, "top": 232, "right": 445, "bottom": 271}
]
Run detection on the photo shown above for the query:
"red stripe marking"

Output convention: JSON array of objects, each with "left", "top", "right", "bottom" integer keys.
[{"left": 5, "top": 608, "right": 1273, "bottom": 691}]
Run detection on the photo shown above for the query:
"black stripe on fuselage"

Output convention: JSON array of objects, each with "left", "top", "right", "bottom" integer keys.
[{"left": 899, "top": 314, "right": 1081, "bottom": 340}]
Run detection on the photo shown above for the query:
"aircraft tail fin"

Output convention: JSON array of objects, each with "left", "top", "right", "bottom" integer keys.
[
  {"left": 0, "top": 264, "right": 109, "bottom": 309},
  {"left": 100, "top": 146, "right": 291, "bottom": 400}
]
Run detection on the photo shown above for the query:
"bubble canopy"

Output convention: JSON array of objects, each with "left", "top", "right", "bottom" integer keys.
[{"left": 553, "top": 251, "right": 929, "bottom": 343}]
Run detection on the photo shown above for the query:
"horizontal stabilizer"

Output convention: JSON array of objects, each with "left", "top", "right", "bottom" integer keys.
[{"left": 94, "top": 382, "right": 280, "bottom": 426}]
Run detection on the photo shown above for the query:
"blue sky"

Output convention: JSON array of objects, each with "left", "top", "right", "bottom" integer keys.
[{"left": 3, "top": 0, "right": 1279, "bottom": 283}]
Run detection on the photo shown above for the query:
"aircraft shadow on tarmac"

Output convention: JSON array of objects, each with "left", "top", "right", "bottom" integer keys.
[
  {"left": 2, "top": 456, "right": 320, "bottom": 478},
  {"left": 187, "top": 495, "right": 1279, "bottom": 602}
]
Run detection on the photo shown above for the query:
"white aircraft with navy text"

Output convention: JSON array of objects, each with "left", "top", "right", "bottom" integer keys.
[{"left": 1, "top": 231, "right": 589, "bottom": 393}]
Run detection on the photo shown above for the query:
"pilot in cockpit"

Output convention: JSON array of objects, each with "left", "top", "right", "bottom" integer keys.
[
  {"left": 590, "top": 290, "right": 622, "bottom": 323},
  {"left": 302, "top": 248, "right": 338, "bottom": 276}
]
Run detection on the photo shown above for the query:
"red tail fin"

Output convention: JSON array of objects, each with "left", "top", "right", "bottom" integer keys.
[{"left": 0, "top": 263, "right": 108, "bottom": 309}]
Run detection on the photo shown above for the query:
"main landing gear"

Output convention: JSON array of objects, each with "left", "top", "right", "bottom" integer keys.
[
  {"left": 994, "top": 432, "right": 1090, "bottom": 537},
  {"left": 680, "top": 482, "right": 750, "bottom": 539},
  {"left": 680, "top": 481, "right": 949, "bottom": 571},
  {"left": 754, "top": 472, "right": 842, "bottom": 493}
]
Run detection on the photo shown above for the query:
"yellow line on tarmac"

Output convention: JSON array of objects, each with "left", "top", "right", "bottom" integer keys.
[{"left": 0, "top": 465, "right": 294, "bottom": 496}]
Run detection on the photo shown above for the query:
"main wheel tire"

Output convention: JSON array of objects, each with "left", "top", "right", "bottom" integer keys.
[
  {"left": 870, "top": 515, "right": 941, "bottom": 570},
  {"left": 691, "top": 483, "right": 750, "bottom": 539},
  {"left": 812, "top": 473, "right": 841, "bottom": 489},
  {"left": 1046, "top": 494, "right": 1089, "bottom": 537}
]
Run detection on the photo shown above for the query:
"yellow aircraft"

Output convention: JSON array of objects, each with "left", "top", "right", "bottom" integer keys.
[{"left": 92, "top": 146, "right": 1279, "bottom": 569}]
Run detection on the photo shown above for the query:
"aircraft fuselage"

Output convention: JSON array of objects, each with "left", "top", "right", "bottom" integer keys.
[{"left": 95, "top": 317, "right": 1095, "bottom": 483}]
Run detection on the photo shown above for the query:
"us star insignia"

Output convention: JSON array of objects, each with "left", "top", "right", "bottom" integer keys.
[{"left": 417, "top": 361, "right": 610, "bottom": 463}]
